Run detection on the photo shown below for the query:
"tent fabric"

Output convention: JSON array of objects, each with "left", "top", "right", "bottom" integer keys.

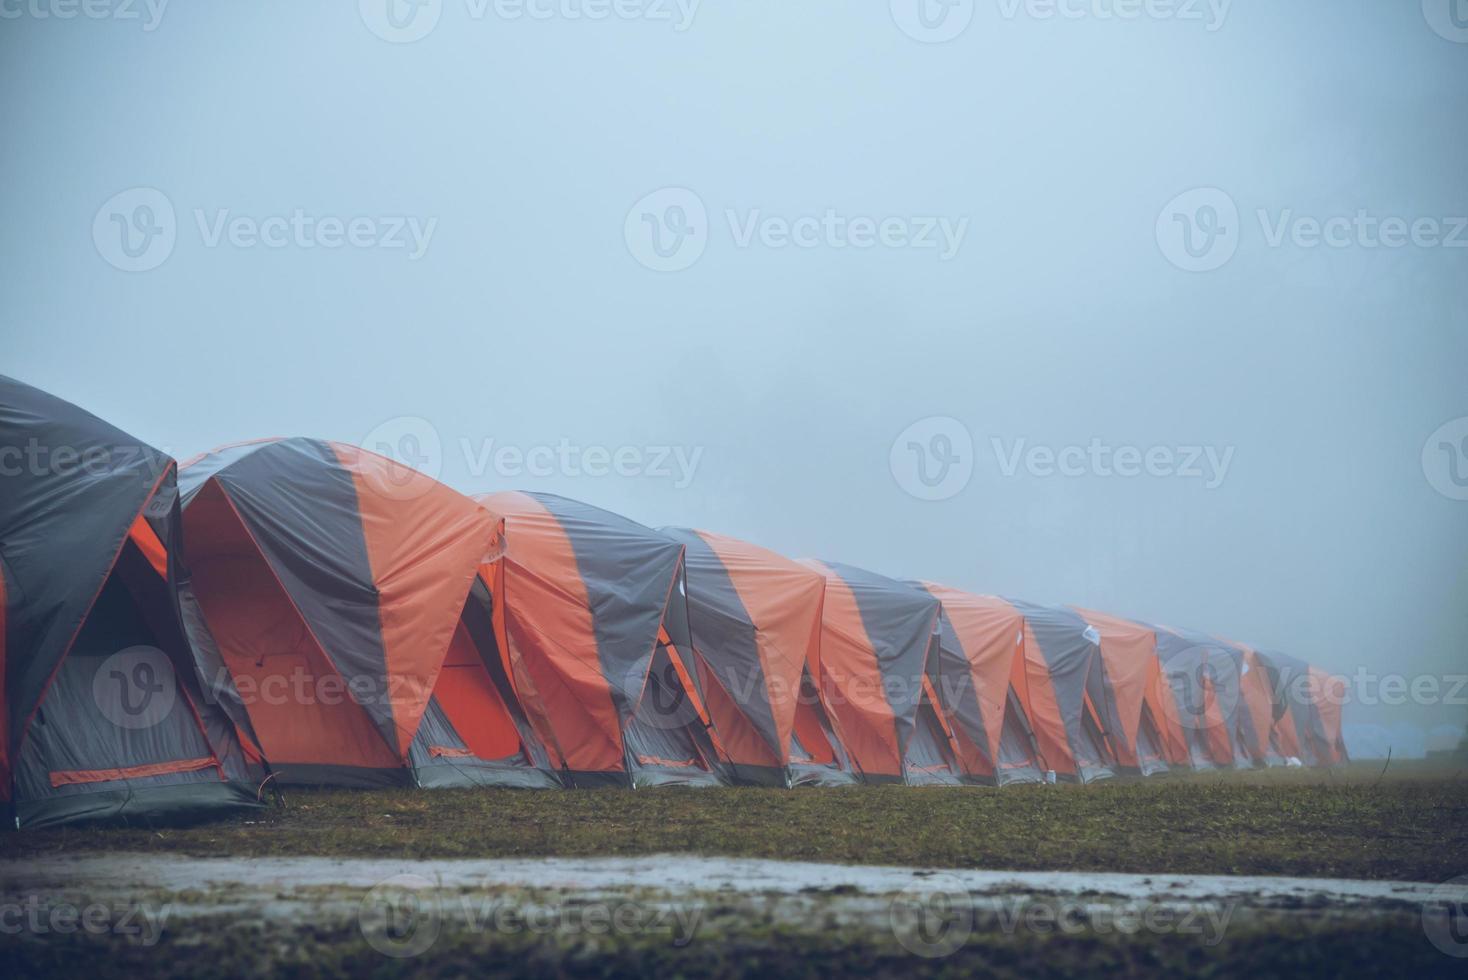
[
  {"left": 905, "top": 678, "right": 966, "bottom": 786},
  {"left": 1148, "top": 625, "right": 1244, "bottom": 769},
  {"left": 799, "top": 561, "right": 961, "bottom": 785},
  {"left": 787, "top": 669, "right": 859, "bottom": 786},
  {"left": 1245, "top": 658, "right": 1292, "bottom": 767},
  {"left": 1, "top": 376, "right": 260, "bottom": 827},
  {"left": 1256, "top": 650, "right": 1319, "bottom": 764},
  {"left": 1207, "top": 638, "right": 1284, "bottom": 767},
  {"left": 916, "top": 583, "right": 1044, "bottom": 785},
  {"left": 661, "top": 528, "right": 851, "bottom": 787},
  {"left": 178, "top": 438, "right": 556, "bottom": 789},
  {"left": 477, "top": 492, "right": 725, "bottom": 788},
  {"left": 408, "top": 580, "right": 561, "bottom": 789},
  {"left": 1251, "top": 650, "right": 1347, "bottom": 767},
  {"left": 1073, "top": 609, "right": 1188, "bottom": 775},
  {"left": 1005, "top": 600, "right": 1116, "bottom": 783},
  {"left": 1271, "top": 702, "right": 1306, "bottom": 762},
  {"left": 1310, "top": 668, "right": 1349, "bottom": 766},
  {"left": 1235, "top": 647, "right": 1277, "bottom": 766}
]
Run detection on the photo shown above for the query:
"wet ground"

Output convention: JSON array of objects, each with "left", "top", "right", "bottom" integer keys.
[
  {"left": 3, "top": 851, "right": 1460, "bottom": 969},
  {"left": 5, "top": 771, "right": 1466, "bottom": 977},
  {"left": 4, "top": 850, "right": 1452, "bottom": 911}
]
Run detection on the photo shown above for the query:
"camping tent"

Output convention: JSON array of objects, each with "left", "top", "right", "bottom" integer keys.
[
  {"left": 916, "top": 583, "right": 1046, "bottom": 785},
  {"left": 1148, "top": 625, "right": 1250, "bottom": 769},
  {"left": 1252, "top": 650, "right": 1347, "bottom": 767},
  {"left": 662, "top": 528, "right": 855, "bottom": 787},
  {"left": 177, "top": 438, "right": 557, "bottom": 789},
  {"left": 1148, "top": 625, "right": 1301, "bottom": 769},
  {"left": 1072, "top": 609, "right": 1188, "bottom": 775},
  {"left": 1208, "top": 637, "right": 1290, "bottom": 767},
  {"left": 1310, "top": 667, "right": 1348, "bottom": 766},
  {"left": 798, "top": 561, "right": 963, "bottom": 785},
  {"left": 1258, "top": 650, "right": 1309, "bottom": 764},
  {"left": 1000, "top": 600, "right": 1116, "bottom": 783},
  {"left": 911, "top": 593, "right": 1116, "bottom": 783},
  {"left": 476, "top": 492, "right": 726, "bottom": 788},
  {"left": 1, "top": 376, "right": 260, "bottom": 827}
]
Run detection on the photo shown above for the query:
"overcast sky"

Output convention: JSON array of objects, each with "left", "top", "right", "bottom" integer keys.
[{"left": 3, "top": 1, "right": 1465, "bottom": 734}]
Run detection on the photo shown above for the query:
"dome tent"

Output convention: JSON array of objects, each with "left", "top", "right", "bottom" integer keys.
[
  {"left": 799, "top": 561, "right": 964, "bottom": 786},
  {"left": 178, "top": 439, "right": 557, "bottom": 789},
  {"left": 1072, "top": 609, "right": 1190, "bottom": 775},
  {"left": 917, "top": 584, "right": 1048, "bottom": 786},
  {"left": 1, "top": 376, "right": 260, "bottom": 828},
  {"left": 476, "top": 492, "right": 726, "bottom": 788},
  {"left": 662, "top": 527, "right": 855, "bottom": 787}
]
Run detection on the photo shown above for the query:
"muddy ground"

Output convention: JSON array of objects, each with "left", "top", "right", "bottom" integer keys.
[
  {"left": 2, "top": 851, "right": 1465, "bottom": 977},
  {"left": 3, "top": 764, "right": 1466, "bottom": 977}
]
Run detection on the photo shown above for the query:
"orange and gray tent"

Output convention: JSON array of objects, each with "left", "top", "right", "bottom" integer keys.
[
  {"left": 990, "top": 599, "right": 1116, "bottom": 782},
  {"left": 1310, "top": 667, "right": 1348, "bottom": 766},
  {"left": 799, "top": 561, "right": 963, "bottom": 785},
  {"left": 1251, "top": 650, "right": 1310, "bottom": 764},
  {"left": 1145, "top": 624, "right": 1264, "bottom": 769},
  {"left": 476, "top": 492, "right": 725, "bottom": 788},
  {"left": 915, "top": 583, "right": 1045, "bottom": 785},
  {"left": 177, "top": 438, "right": 557, "bottom": 789},
  {"left": 910, "top": 593, "right": 1115, "bottom": 783},
  {"left": 1, "top": 376, "right": 259, "bottom": 828},
  {"left": 1252, "top": 650, "right": 1348, "bottom": 767},
  {"left": 1209, "top": 637, "right": 1287, "bottom": 767},
  {"left": 1073, "top": 609, "right": 1189, "bottom": 775},
  {"left": 662, "top": 528, "right": 855, "bottom": 787}
]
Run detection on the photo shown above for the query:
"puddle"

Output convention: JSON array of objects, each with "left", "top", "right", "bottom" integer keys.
[{"left": 1, "top": 852, "right": 1441, "bottom": 913}]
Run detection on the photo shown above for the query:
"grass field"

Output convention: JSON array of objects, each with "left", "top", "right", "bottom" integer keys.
[
  {"left": 4, "top": 764, "right": 1466, "bottom": 978},
  {"left": 5, "top": 762, "right": 1465, "bottom": 881}
]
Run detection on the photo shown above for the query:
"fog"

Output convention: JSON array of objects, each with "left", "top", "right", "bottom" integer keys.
[{"left": 3, "top": 1, "right": 1465, "bottom": 738}]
